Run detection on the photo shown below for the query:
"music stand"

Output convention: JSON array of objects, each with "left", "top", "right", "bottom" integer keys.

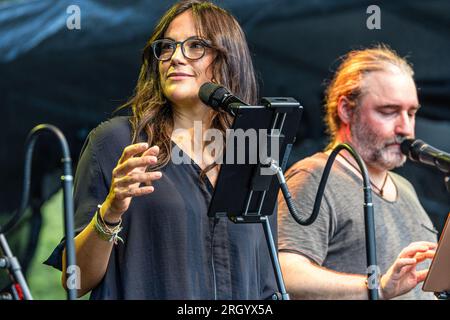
[
  {"left": 423, "top": 213, "right": 450, "bottom": 299},
  {"left": 207, "top": 97, "right": 303, "bottom": 300}
]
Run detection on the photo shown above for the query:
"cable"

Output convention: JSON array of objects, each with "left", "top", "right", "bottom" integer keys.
[{"left": 275, "top": 143, "right": 379, "bottom": 300}]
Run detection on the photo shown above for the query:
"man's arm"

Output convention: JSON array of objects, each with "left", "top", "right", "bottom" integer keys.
[
  {"left": 280, "top": 252, "right": 368, "bottom": 300},
  {"left": 280, "top": 241, "right": 436, "bottom": 300}
]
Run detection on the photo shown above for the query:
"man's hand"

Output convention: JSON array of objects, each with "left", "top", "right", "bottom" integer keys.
[{"left": 380, "top": 241, "right": 436, "bottom": 300}]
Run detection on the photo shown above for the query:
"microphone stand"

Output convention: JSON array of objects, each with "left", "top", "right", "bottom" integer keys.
[
  {"left": 0, "top": 233, "right": 33, "bottom": 300},
  {"left": 275, "top": 143, "right": 380, "bottom": 300},
  {"left": 210, "top": 97, "right": 303, "bottom": 300},
  {"left": 0, "top": 124, "right": 77, "bottom": 300}
]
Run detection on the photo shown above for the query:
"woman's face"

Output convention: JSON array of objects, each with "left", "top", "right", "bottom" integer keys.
[{"left": 159, "top": 10, "right": 215, "bottom": 109}]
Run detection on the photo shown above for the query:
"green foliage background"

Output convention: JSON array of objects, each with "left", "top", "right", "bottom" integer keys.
[
  {"left": 1, "top": 190, "right": 88, "bottom": 300},
  {"left": 27, "top": 190, "right": 68, "bottom": 299}
]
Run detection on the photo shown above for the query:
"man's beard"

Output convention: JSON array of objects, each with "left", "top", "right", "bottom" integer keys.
[{"left": 350, "top": 116, "right": 407, "bottom": 171}]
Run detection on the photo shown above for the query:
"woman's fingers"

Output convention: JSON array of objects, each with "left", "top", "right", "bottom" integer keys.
[
  {"left": 114, "top": 145, "right": 160, "bottom": 178},
  {"left": 142, "top": 145, "right": 160, "bottom": 157},
  {"left": 118, "top": 143, "right": 149, "bottom": 164},
  {"left": 114, "top": 186, "right": 155, "bottom": 200},
  {"left": 106, "top": 144, "right": 161, "bottom": 215},
  {"left": 112, "top": 170, "right": 162, "bottom": 201},
  {"left": 113, "top": 156, "right": 158, "bottom": 177},
  {"left": 115, "top": 172, "right": 162, "bottom": 188}
]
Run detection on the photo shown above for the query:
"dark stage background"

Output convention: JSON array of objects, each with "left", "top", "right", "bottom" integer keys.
[{"left": 0, "top": 0, "right": 449, "bottom": 298}]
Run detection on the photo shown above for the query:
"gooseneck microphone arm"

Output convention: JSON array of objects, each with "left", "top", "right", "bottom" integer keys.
[
  {"left": 276, "top": 143, "right": 379, "bottom": 300},
  {"left": 0, "top": 124, "right": 77, "bottom": 300}
]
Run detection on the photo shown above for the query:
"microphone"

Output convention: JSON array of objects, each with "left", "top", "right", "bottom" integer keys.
[
  {"left": 199, "top": 82, "right": 247, "bottom": 113},
  {"left": 400, "top": 138, "right": 450, "bottom": 174}
]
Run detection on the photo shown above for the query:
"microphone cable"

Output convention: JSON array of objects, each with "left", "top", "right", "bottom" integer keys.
[{"left": 275, "top": 143, "right": 379, "bottom": 300}]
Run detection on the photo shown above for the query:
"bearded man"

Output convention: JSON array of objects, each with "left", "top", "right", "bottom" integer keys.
[{"left": 278, "top": 45, "right": 438, "bottom": 300}]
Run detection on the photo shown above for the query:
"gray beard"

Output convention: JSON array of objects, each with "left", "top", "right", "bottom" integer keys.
[{"left": 350, "top": 117, "right": 407, "bottom": 171}]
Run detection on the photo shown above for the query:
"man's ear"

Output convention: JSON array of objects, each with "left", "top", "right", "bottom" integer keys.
[{"left": 337, "top": 96, "right": 354, "bottom": 125}]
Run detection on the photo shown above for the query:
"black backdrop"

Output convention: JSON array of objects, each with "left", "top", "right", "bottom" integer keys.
[{"left": 0, "top": 0, "right": 449, "bottom": 274}]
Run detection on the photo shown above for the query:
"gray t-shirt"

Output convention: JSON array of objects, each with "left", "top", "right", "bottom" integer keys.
[{"left": 278, "top": 152, "right": 438, "bottom": 300}]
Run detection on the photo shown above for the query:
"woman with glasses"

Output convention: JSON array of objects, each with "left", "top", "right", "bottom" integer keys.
[{"left": 45, "top": 0, "right": 277, "bottom": 299}]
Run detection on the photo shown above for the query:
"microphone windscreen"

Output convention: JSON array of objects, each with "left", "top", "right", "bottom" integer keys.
[
  {"left": 199, "top": 82, "right": 219, "bottom": 105},
  {"left": 199, "top": 82, "right": 230, "bottom": 110},
  {"left": 400, "top": 138, "right": 414, "bottom": 156},
  {"left": 401, "top": 139, "right": 427, "bottom": 161}
]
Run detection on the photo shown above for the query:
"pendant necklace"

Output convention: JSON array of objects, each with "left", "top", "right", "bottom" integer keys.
[{"left": 339, "top": 154, "right": 389, "bottom": 196}]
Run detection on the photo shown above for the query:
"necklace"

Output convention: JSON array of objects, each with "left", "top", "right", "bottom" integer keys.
[{"left": 339, "top": 153, "right": 389, "bottom": 197}]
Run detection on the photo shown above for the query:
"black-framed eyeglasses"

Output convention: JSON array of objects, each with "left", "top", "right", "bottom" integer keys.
[{"left": 151, "top": 36, "right": 211, "bottom": 61}]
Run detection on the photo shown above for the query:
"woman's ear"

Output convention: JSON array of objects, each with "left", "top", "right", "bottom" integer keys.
[{"left": 337, "top": 96, "right": 354, "bottom": 125}]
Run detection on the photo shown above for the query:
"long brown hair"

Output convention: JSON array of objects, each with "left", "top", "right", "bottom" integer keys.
[{"left": 122, "top": 0, "right": 258, "bottom": 176}]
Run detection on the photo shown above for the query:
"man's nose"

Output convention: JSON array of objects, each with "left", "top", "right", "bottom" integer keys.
[{"left": 395, "top": 112, "right": 414, "bottom": 137}]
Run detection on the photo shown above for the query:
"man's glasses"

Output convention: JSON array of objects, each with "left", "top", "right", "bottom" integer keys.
[{"left": 151, "top": 36, "right": 212, "bottom": 61}]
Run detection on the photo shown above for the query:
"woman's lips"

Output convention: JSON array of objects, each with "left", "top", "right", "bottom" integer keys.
[{"left": 167, "top": 72, "right": 194, "bottom": 79}]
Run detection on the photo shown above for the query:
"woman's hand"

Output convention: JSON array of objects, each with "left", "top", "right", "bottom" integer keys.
[{"left": 101, "top": 143, "right": 162, "bottom": 222}]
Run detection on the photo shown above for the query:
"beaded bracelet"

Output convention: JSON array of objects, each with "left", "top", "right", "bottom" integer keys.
[{"left": 93, "top": 206, "right": 123, "bottom": 245}]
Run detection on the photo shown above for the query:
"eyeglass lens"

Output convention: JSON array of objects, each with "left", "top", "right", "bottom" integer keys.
[{"left": 153, "top": 38, "right": 206, "bottom": 61}]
